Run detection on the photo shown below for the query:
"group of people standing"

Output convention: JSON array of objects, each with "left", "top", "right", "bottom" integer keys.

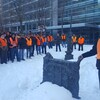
[
  {"left": 0, "top": 32, "right": 54, "bottom": 64},
  {"left": 0, "top": 31, "right": 85, "bottom": 64},
  {"left": 56, "top": 33, "right": 85, "bottom": 52},
  {"left": 72, "top": 34, "right": 85, "bottom": 51}
]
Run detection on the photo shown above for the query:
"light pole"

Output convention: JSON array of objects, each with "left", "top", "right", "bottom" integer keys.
[{"left": 65, "top": 0, "right": 78, "bottom": 60}]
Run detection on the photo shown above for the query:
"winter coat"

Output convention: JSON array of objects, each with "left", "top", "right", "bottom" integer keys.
[
  {"left": 55, "top": 36, "right": 61, "bottom": 44},
  {"left": 5, "top": 35, "right": 11, "bottom": 47},
  {"left": 18, "top": 37, "right": 27, "bottom": 49},
  {"left": 82, "top": 38, "right": 100, "bottom": 70},
  {"left": 31, "top": 36, "right": 37, "bottom": 45}
]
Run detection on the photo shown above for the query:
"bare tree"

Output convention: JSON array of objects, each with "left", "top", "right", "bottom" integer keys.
[
  {"left": 0, "top": 0, "right": 4, "bottom": 33},
  {"left": 13, "top": 0, "right": 24, "bottom": 33},
  {"left": 36, "top": 0, "right": 48, "bottom": 33},
  {"left": 8, "top": 4, "right": 14, "bottom": 32},
  {"left": 0, "top": 13, "right": 3, "bottom": 32}
]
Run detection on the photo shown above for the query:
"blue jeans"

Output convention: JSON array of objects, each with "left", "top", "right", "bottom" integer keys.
[
  {"left": 36, "top": 46, "right": 41, "bottom": 55},
  {"left": 26, "top": 46, "right": 32, "bottom": 58},
  {"left": 48, "top": 42, "right": 53, "bottom": 49},
  {"left": 19, "top": 49, "right": 25, "bottom": 60},
  {"left": 42, "top": 45, "right": 47, "bottom": 54},
  {"left": 62, "top": 41, "right": 66, "bottom": 48},
  {"left": 56, "top": 44, "right": 61, "bottom": 52},
  {"left": 10, "top": 47, "right": 19, "bottom": 62}
]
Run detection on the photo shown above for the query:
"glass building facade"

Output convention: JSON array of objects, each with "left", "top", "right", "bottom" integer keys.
[{"left": 0, "top": 0, "right": 100, "bottom": 43}]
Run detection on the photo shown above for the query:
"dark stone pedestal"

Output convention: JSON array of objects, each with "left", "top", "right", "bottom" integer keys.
[
  {"left": 65, "top": 51, "right": 73, "bottom": 60},
  {"left": 43, "top": 53, "right": 80, "bottom": 98}
]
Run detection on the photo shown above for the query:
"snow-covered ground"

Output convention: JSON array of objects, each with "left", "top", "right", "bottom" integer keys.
[{"left": 0, "top": 45, "right": 100, "bottom": 100}]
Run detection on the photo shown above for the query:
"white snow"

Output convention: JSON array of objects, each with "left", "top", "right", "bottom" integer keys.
[{"left": 0, "top": 45, "right": 100, "bottom": 100}]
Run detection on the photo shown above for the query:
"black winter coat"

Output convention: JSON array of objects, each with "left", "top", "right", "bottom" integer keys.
[
  {"left": 82, "top": 38, "right": 100, "bottom": 70},
  {"left": 31, "top": 36, "right": 37, "bottom": 45},
  {"left": 5, "top": 35, "right": 11, "bottom": 47},
  {"left": 55, "top": 36, "right": 61, "bottom": 44},
  {"left": 18, "top": 37, "right": 27, "bottom": 49}
]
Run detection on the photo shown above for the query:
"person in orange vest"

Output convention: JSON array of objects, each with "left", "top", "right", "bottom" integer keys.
[
  {"left": 78, "top": 36, "right": 100, "bottom": 89},
  {"left": 72, "top": 34, "right": 77, "bottom": 49},
  {"left": 35, "top": 34, "right": 41, "bottom": 55},
  {"left": 0, "top": 34, "right": 8, "bottom": 64},
  {"left": 26, "top": 35, "right": 32, "bottom": 58},
  {"left": 41, "top": 35, "right": 47, "bottom": 54},
  {"left": 78, "top": 35, "right": 85, "bottom": 51},
  {"left": 47, "top": 34, "right": 53, "bottom": 49},
  {"left": 61, "top": 33, "right": 66, "bottom": 48},
  {"left": 9, "top": 34, "right": 19, "bottom": 62}
]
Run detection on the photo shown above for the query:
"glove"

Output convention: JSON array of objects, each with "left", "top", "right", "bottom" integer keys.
[{"left": 77, "top": 55, "right": 83, "bottom": 64}]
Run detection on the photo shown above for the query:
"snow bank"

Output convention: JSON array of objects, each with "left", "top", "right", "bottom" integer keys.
[
  {"left": 0, "top": 45, "right": 100, "bottom": 100},
  {"left": 20, "top": 82, "right": 73, "bottom": 100}
]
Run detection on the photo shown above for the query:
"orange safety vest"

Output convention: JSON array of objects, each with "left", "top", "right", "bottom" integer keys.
[
  {"left": 0, "top": 38, "right": 7, "bottom": 47},
  {"left": 10, "top": 37, "right": 18, "bottom": 47},
  {"left": 36, "top": 37, "right": 41, "bottom": 46},
  {"left": 47, "top": 36, "right": 53, "bottom": 42},
  {"left": 97, "top": 39, "right": 100, "bottom": 59},
  {"left": 61, "top": 35, "right": 66, "bottom": 40},
  {"left": 41, "top": 37, "right": 47, "bottom": 43},
  {"left": 78, "top": 37, "right": 84, "bottom": 44},
  {"left": 26, "top": 38, "right": 32, "bottom": 46},
  {"left": 72, "top": 36, "right": 77, "bottom": 43}
]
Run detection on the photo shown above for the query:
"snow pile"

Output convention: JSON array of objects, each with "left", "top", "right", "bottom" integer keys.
[
  {"left": 20, "top": 82, "right": 72, "bottom": 100},
  {"left": 0, "top": 45, "right": 100, "bottom": 100}
]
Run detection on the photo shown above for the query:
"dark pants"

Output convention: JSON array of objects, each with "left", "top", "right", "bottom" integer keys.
[
  {"left": 98, "top": 70, "right": 100, "bottom": 88},
  {"left": 36, "top": 45, "right": 41, "bottom": 55},
  {"left": 19, "top": 49, "right": 25, "bottom": 60},
  {"left": 0, "top": 47, "right": 8, "bottom": 64},
  {"left": 7, "top": 48, "right": 11, "bottom": 61},
  {"left": 42, "top": 45, "right": 47, "bottom": 54},
  {"left": 62, "top": 41, "right": 66, "bottom": 48},
  {"left": 73, "top": 42, "right": 76, "bottom": 49},
  {"left": 48, "top": 42, "right": 53, "bottom": 49},
  {"left": 31, "top": 45, "right": 35, "bottom": 56},
  {"left": 10, "top": 47, "right": 19, "bottom": 62},
  {"left": 26, "top": 46, "right": 32, "bottom": 58},
  {"left": 78, "top": 44, "right": 83, "bottom": 51},
  {"left": 96, "top": 59, "right": 100, "bottom": 88},
  {"left": 56, "top": 44, "right": 61, "bottom": 52}
]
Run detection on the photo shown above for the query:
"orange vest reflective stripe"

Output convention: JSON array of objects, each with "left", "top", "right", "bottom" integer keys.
[
  {"left": 0, "top": 38, "right": 7, "bottom": 47},
  {"left": 97, "top": 39, "right": 100, "bottom": 59},
  {"left": 10, "top": 37, "right": 18, "bottom": 46},
  {"left": 26, "top": 38, "right": 32, "bottom": 46},
  {"left": 72, "top": 36, "right": 77, "bottom": 43},
  {"left": 61, "top": 35, "right": 66, "bottom": 40},
  {"left": 78, "top": 37, "right": 84, "bottom": 44}
]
